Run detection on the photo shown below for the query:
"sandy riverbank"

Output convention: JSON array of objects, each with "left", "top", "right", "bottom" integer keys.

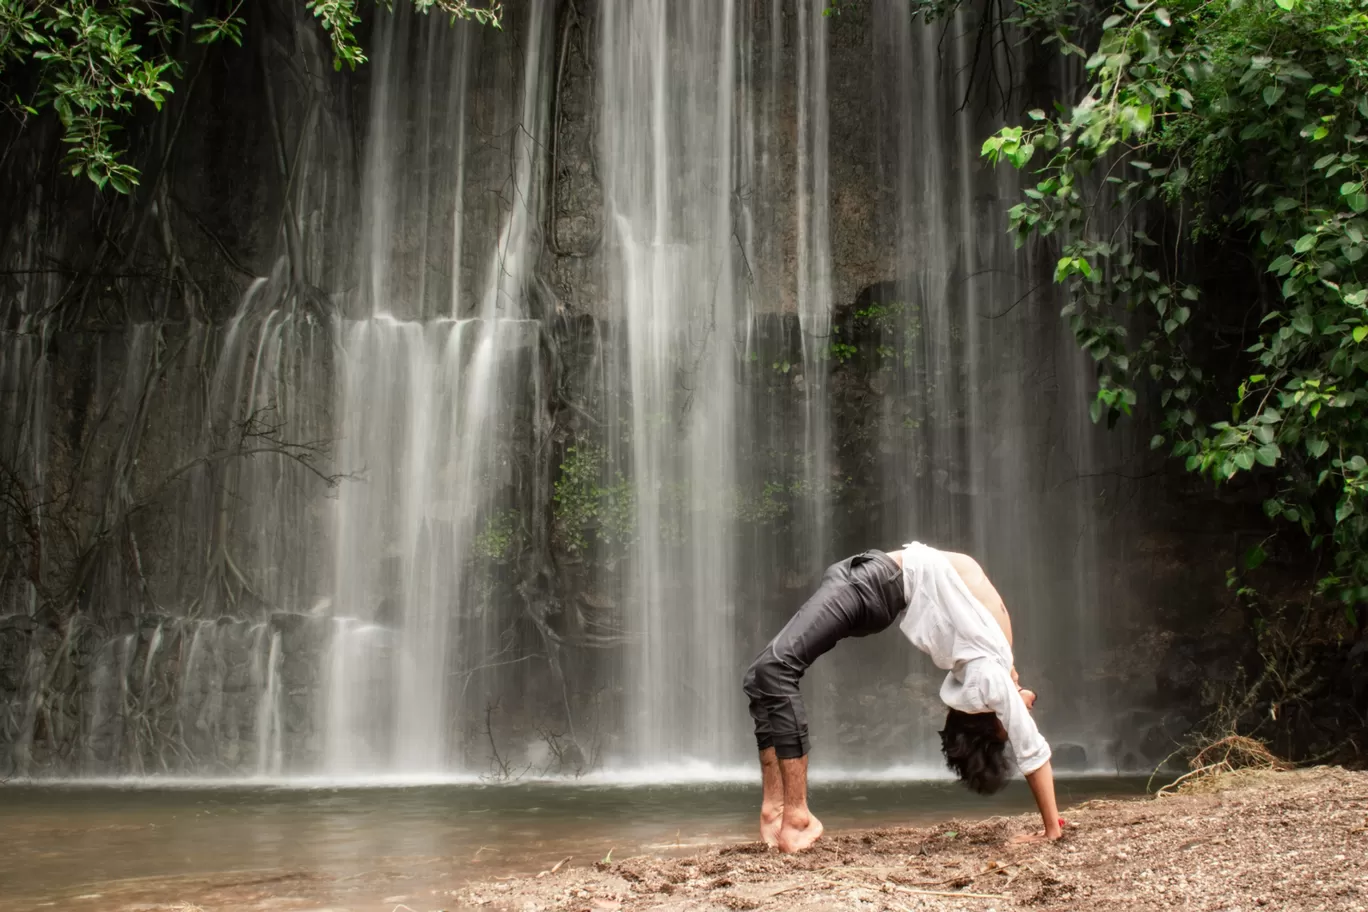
[{"left": 453, "top": 768, "right": 1368, "bottom": 912}]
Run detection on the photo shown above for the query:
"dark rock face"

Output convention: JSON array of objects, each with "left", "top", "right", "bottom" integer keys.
[{"left": 1051, "top": 743, "right": 1088, "bottom": 772}]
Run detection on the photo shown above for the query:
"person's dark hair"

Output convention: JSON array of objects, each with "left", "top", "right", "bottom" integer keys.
[{"left": 939, "top": 709, "right": 1011, "bottom": 795}]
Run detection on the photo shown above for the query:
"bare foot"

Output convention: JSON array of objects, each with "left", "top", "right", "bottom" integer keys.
[
  {"left": 760, "top": 804, "right": 784, "bottom": 848},
  {"left": 777, "top": 808, "right": 824, "bottom": 853},
  {"left": 1008, "top": 829, "right": 1063, "bottom": 846}
]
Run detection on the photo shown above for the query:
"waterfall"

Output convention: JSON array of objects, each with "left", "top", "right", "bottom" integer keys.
[
  {"left": 325, "top": 317, "right": 540, "bottom": 772},
  {"left": 0, "top": 327, "right": 47, "bottom": 628},
  {"left": 320, "top": 0, "right": 552, "bottom": 772},
  {"left": 845, "top": 2, "right": 1118, "bottom": 764},
  {"left": 598, "top": 0, "right": 747, "bottom": 765},
  {"left": 794, "top": 0, "right": 834, "bottom": 576},
  {"left": 254, "top": 626, "right": 284, "bottom": 776},
  {"left": 0, "top": 0, "right": 1137, "bottom": 778}
]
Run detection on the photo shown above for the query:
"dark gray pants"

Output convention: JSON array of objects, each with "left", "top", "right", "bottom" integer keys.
[{"left": 742, "top": 550, "right": 905, "bottom": 759}]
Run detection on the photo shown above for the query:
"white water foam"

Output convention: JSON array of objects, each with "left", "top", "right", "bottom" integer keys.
[{"left": 4, "top": 761, "right": 1137, "bottom": 790}]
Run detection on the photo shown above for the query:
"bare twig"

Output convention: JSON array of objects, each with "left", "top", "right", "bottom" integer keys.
[{"left": 892, "top": 886, "right": 1009, "bottom": 901}]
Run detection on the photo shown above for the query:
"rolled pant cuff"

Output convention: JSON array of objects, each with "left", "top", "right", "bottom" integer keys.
[{"left": 773, "top": 735, "right": 809, "bottom": 760}]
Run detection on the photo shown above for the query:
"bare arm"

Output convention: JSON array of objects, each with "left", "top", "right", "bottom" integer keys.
[{"left": 1012, "top": 760, "right": 1063, "bottom": 843}]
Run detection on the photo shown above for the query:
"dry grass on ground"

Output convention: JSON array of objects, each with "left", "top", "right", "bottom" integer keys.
[{"left": 455, "top": 768, "right": 1368, "bottom": 912}]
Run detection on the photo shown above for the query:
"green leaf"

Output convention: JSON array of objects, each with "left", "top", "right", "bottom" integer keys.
[
  {"left": 1308, "top": 438, "right": 1330, "bottom": 458},
  {"left": 1292, "top": 313, "right": 1314, "bottom": 335},
  {"left": 1154, "top": 8, "right": 1171, "bottom": 26},
  {"left": 1275, "top": 0, "right": 1295, "bottom": 9},
  {"left": 1255, "top": 444, "right": 1281, "bottom": 467},
  {"left": 1263, "top": 85, "right": 1284, "bottom": 106},
  {"left": 1055, "top": 256, "right": 1093, "bottom": 282},
  {"left": 1294, "top": 233, "right": 1317, "bottom": 254},
  {"left": 1234, "top": 449, "right": 1256, "bottom": 471},
  {"left": 1135, "top": 105, "right": 1153, "bottom": 133},
  {"left": 1354, "top": 326, "right": 1368, "bottom": 343}
]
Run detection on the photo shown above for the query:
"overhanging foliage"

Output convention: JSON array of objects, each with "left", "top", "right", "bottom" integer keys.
[
  {"left": 0, "top": 0, "right": 501, "bottom": 192},
  {"left": 958, "top": 0, "right": 1368, "bottom": 619}
]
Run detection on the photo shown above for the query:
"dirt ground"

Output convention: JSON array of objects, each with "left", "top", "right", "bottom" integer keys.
[{"left": 453, "top": 768, "right": 1368, "bottom": 912}]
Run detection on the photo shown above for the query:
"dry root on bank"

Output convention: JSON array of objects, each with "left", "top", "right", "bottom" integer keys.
[{"left": 1156, "top": 733, "right": 1291, "bottom": 796}]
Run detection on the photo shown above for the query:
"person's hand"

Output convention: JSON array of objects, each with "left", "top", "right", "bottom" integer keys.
[{"left": 1018, "top": 687, "right": 1037, "bottom": 710}]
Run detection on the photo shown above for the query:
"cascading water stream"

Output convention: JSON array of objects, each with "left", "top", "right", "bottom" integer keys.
[
  {"left": 253, "top": 626, "right": 284, "bottom": 777},
  {"left": 598, "top": 0, "right": 748, "bottom": 765},
  {"left": 325, "top": 317, "right": 539, "bottom": 772},
  {"left": 320, "top": 0, "right": 552, "bottom": 773},
  {"left": 794, "top": 0, "right": 834, "bottom": 574}
]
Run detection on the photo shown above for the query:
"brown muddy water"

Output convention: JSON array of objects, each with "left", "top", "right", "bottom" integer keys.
[{"left": 0, "top": 774, "right": 1152, "bottom": 911}]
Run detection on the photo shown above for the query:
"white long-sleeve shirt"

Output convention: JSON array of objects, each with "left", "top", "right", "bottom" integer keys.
[{"left": 897, "top": 541, "right": 1053, "bottom": 774}]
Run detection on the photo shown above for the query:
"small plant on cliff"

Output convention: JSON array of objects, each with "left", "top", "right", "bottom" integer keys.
[
  {"left": 733, "top": 480, "right": 792, "bottom": 525},
  {"left": 552, "top": 443, "right": 636, "bottom": 557},
  {"left": 0, "top": 0, "right": 501, "bottom": 192},
  {"left": 828, "top": 300, "right": 922, "bottom": 369},
  {"left": 473, "top": 508, "right": 519, "bottom": 563}
]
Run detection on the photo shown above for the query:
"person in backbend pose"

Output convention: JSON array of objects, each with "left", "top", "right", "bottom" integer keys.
[{"left": 741, "top": 542, "right": 1061, "bottom": 853}]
